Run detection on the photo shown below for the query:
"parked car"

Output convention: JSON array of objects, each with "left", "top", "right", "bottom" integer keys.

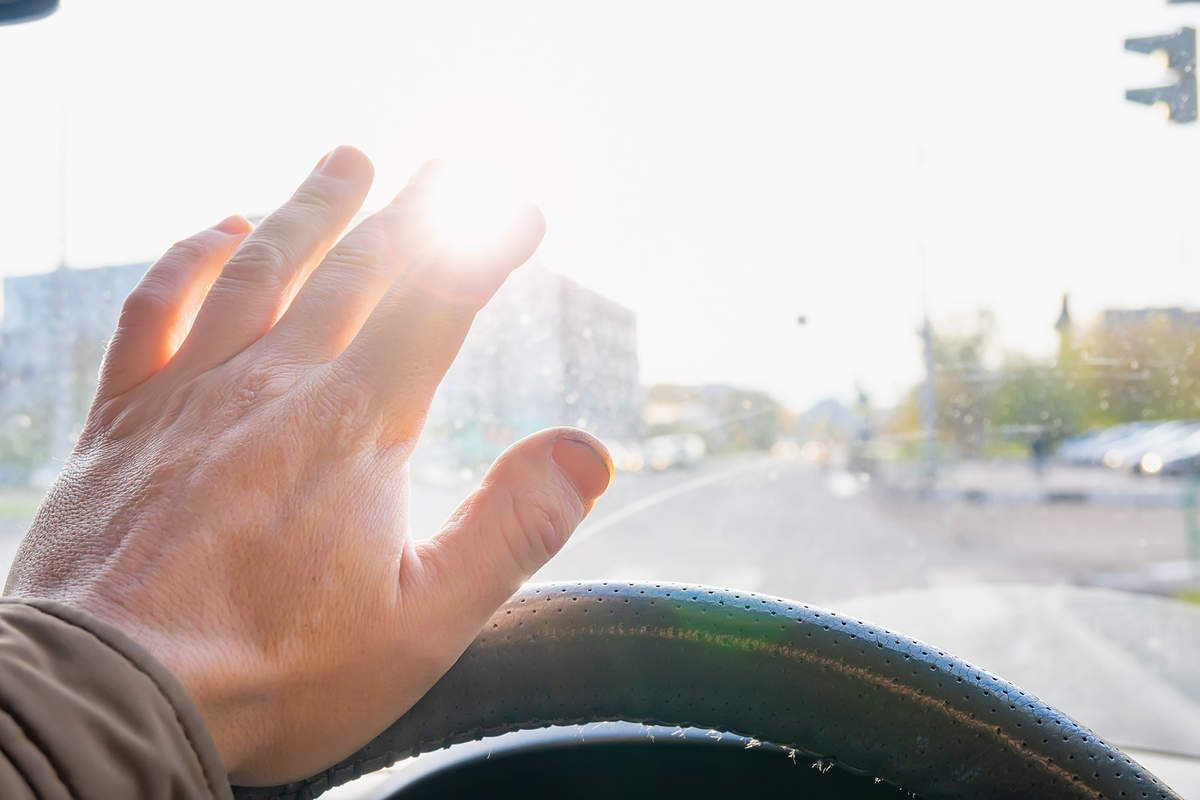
[
  {"left": 1057, "top": 421, "right": 1156, "bottom": 465},
  {"left": 606, "top": 440, "right": 647, "bottom": 473},
  {"left": 643, "top": 433, "right": 707, "bottom": 470},
  {"left": 1096, "top": 421, "right": 1200, "bottom": 470},
  {"left": 1137, "top": 426, "right": 1200, "bottom": 475}
]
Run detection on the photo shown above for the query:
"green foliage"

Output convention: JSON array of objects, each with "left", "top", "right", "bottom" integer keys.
[
  {"left": 891, "top": 310, "right": 1200, "bottom": 452},
  {"left": 0, "top": 489, "right": 41, "bottom": 519},
  {"left": 1175, "top": 588, "right": 1200, "bottom": 607},
  {"left": 1077, "top": 315, "right": 1200, "bottom": 424},
  {"left": 0, "top": 406, "right": 53, "bottom": 480}
]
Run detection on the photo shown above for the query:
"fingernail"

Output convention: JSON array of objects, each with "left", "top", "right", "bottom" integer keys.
[
  {"left": 317, "top": 145, "right": 369, "bottom": 180},
  {"left": 213, "top": 214, "right": 252, "bottom": 235},
  {"left": 552, "top": 435, "right": 613, "bottom": 502}
]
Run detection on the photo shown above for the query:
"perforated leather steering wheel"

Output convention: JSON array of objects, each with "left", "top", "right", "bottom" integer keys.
[{"left": 234, "top": 581, "right": 1181, "bottom": 800}]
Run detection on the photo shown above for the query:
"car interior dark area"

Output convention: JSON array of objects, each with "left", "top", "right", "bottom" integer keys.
[
  {"left": 3, "top": 2, "right": 1200, "bottom": 799},
  {"left": 0, "top": 0, "right": 56, "bottom": 25},
  {"left": 382, "top": 731, "right": 909, "bottom": 799}
]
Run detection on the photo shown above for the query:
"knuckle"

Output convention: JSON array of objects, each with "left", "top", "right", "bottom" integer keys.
[
  {"left": 118, "top": 284, "right": 173, "bottom": 327},
  {"left": 162, "top": 232, "right": 217, "bottom": 265},
  {"left": 222, "top": 237, "right": 293, "bottom": 290},
  {"left": 289, "top": 183, "right": 339, "bottom": 219},
  {"left": 216, "top": 362, "right": 296, "bottom": 420},
  {"left": 327, "top": 225, "right": 391, "bottom": 278},
  {"left": 303, "top": 365, "right": 371, "bottom": 439},
  {"left": 503, "top": 485, "right": 571, "bottom": 574},
  {"left": 310, "top": 389, "right": 362, "bottom": 440},
  {"left": 242, "top": 366, "right": 293, "bottom": 401}
]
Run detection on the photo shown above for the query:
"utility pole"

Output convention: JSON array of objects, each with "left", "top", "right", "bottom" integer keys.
[
  {"left": 918, "top": 315, "right": 938, "bottom": 492},
  {"left": 912, "top": 142, "right": 939, "bottom": 493},
  {"left": 917, "top": 258, "right": 938, "bottom": 492}
]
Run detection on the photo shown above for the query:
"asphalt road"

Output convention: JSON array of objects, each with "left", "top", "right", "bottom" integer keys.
[{"left": 408, "top": 451, "right": 1190, "bottom": 606}]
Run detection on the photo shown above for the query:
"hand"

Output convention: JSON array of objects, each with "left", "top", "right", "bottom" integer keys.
[{"left": 3, "top": 147, "right": 613, "bottom": 785}]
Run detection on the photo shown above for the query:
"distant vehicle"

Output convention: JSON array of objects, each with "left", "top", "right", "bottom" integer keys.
[
  {"left": 1057, "top": 422, "right": 1156, "bottom": 465},
  {"left": 1137, "top": 426, "right": 1200, "bottom": 475},
  {"left": 1099, "top": 421, "right": 1200, "bottom": 470},
  {"left": 607, "top": 440, "right": 646, "bottom": 473},
  {"left": 644, "top": 433, "right": 706, "bottom": 470}
]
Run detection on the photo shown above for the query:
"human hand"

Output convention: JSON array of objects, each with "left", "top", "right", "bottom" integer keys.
[{"left": 3, "top": 147, "right": 613, "bottom": 785}]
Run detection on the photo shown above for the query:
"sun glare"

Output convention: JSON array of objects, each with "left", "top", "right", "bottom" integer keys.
[{"left": 421, "top": 161, "right": 530, "bottom": 255}]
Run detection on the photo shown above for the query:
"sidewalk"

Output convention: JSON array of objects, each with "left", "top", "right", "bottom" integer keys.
[{"left": 879, "top": 458, "right": 1188, "bottom": 507}]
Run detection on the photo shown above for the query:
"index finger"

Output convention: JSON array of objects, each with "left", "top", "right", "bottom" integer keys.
[{"left": 324, "top": 198, "right": 545, "bottom": 443}]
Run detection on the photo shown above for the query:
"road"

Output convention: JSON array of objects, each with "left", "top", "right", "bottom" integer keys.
[{"left": 409, "top": 451, "right": 1190, "bottom": 605}]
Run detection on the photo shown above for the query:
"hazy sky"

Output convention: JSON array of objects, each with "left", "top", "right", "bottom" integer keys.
[{"left": 2, "top": 0, "right": 1199, "bottom": 408}]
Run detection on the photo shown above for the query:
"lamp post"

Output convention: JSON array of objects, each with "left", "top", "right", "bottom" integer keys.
[{"left": 917, "top": 315, "right": 939, "bottom": 492}]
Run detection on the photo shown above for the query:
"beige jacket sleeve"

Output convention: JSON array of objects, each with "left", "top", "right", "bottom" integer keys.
[{"left": 0, "top": 598, "right": 231, "bottom": 799}]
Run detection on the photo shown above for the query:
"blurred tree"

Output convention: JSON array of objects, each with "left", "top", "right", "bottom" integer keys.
[
  {"left": 887, "top": 306, "right": 1200, "bottom": 455},
  {"left": 1077, "top": 311, "right": 1200, "bottom": 424}
]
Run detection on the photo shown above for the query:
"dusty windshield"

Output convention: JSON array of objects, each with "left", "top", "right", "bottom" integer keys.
[{"left": 2, "top": 0, "right": 1199, "bottom": 770}]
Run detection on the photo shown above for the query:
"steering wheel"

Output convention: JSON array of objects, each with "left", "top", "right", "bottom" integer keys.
[{"left": 234, "top": 581, "right": 1179, "bottom": 800}]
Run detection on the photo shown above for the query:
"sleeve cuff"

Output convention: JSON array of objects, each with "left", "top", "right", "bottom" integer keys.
[{"left": 0, "top": 598, "right": 232, "bottom": 799}]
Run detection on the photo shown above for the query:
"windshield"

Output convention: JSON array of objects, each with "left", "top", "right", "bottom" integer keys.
[{"left": 2, "top": 0, "right": 1199, "bottom": 777}]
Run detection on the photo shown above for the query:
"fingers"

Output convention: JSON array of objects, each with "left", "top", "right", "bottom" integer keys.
[
  {"left": 174, "top": 146, "right": 374, "bottom": 374},
  {"left": 325, "top": 200, "right": 545, "bottom": 441},
  {"left": 261, "top": 169, "right": 440, "bottom": 362},
  {"left": 267, "top": 160, "right": 540, "bottom": 372},
  {"left": 98, "top": 215, "right": 251, "bottom": 399},
  {"left": 412, "top": 428, "right": 613, "bottom": 639}
]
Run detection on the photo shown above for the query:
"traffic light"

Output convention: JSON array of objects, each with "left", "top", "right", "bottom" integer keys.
[{"left": 1124, "top": 27, "right": 1196, "bottom": 123}]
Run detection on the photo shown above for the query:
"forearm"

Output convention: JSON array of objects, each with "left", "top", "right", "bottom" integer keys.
[{"left": 0, "top": 599, "right": 231, "bottom": 799}]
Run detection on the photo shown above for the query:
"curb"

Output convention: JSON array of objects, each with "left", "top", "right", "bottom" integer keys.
[{"left": 903, "top": 487, "right": 1183, "bottom": 508}]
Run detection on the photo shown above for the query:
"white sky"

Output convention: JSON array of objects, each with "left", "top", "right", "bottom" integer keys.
[{"left": 1, "top": 0, "right": 1199, "bottom": 409}]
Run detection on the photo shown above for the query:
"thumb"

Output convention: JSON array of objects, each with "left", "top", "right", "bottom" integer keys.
[{"left": 413, "top": 427, "right": 613, "bottom": 634}]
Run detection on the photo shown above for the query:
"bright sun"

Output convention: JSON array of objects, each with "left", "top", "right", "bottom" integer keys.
[{"left": 421, "top": 161, "right": 530, "bottom": 255}]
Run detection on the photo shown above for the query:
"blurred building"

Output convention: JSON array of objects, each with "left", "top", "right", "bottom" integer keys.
[
  {"left": 643, "top": 383, "right": 781, "bottom": 452},
  {"left": 0, "top": 263, "right": 146, "bottom": 481},
  {"left": 423, "top": 260, "right": 640, "bottom": 466},
  {"left": 0, "top": 258, "right": 639, "bottom": 481}
]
